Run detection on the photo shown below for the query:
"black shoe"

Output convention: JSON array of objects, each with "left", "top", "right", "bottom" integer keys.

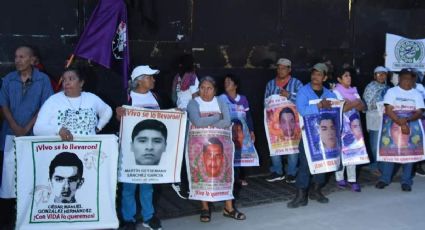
[
  {"left": 265, "top": 172, "right": 285, "bottom": 182},
  {"left": 143, "top": 216, "right": 162, "bottom": 230},
  {"left": 309, "top": 184, "right": 329, "bottom": 203},
  {"left": 401, "top": 184, "right": 412, "bottom": 192},
  {"left": 171, "top": 183, "right": 188, "bottom": 199},
  {"left": 416, "top": 165, "right": 425, "bottom": 177},
  {"left": 285, "top": 175, "right": 296, "bottom": 184},
  {"left": 375, "top": 181, "right": 388, "bottom": 189},
  {"left": 120, "top": 222, "right": 136, "bottom": 230},
  {"left": 287, "top": 189, "right": 308, "bottom": 208}
]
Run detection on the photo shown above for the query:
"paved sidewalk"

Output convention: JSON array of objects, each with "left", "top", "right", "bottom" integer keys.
[{"left": 161, "top": 176, "right": 425, "bottom": 230}]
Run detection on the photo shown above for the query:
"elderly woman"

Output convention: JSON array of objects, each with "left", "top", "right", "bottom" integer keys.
[
  {"left": 362, "top": 66, "right": 390, "bottom": 175},
  {"left": 187, "top": 76, "right": 246, "bottom": 222},
  {"left": 33, "top": 67, "right": 112, "bottom": 140},
  {"left": 219, "top": 74, "right": 255, "bottom": 186},
  {"left": 115, "top": 65, "right": 163, "bottom": 230}
]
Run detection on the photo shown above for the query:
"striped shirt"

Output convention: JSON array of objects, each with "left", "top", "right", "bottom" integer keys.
[{"left": 264, "top": 76, "right": 303, "bottom": 104}]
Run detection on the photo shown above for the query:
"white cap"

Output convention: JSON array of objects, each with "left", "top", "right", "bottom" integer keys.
[
  {"left": 374, "top": 66, "right": 388, "bottom": 74},
  {"left": 130, "top": 65, "right": 159, "bottom": 81},
  {"left": 276, "top": 58, "right": 291, "bottom": 67}
]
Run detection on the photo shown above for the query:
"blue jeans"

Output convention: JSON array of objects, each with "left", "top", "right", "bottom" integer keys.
[
  {"left": 295, "top": 142, "right": 326, "bottom": 189},
  {"left": 368, "top": 130, "right": 381, "bottom": 171},
  {"left": 379, "top": 162, "right": 413, "bottom": 186},
  {"left": 269, "top": 154, "right": 298, "bottom": 176},
  {"left": 121, "top": 183, "right": 154, "bottom": 222}
]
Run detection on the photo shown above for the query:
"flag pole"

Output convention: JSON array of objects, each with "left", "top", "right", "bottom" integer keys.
[{"left": 57, "top": 54, "right": 75, "bottom": 88}]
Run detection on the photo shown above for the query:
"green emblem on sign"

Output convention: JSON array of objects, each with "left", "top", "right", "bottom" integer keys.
[{"left": 395, "top": 39, "right": 425, "bottom": 63}]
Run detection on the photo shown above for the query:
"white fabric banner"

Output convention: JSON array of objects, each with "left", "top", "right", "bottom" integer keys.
[
  {"left": 300, "top": 99, "right": 343, "bottom": 174},
  {"left": 16, "top": 135, "right": 119, "bottom": 230},
  {"left": 186, "top": 126, "right": 234, "bottom": 202},
  {"left": 118, "top": 106, "right": 187, "bottom": 184},
  {"left": 0, "top": 135, "right": 16, "bottom": 198},
  {"left": 385, "top": 33, "right": 425, "bottom": 71}
]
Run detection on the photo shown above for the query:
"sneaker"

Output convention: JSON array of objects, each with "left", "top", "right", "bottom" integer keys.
[
  {"left": 285, "top": 175, "right": 296, "bottom": 184},
  {"left": 171, "top": 183, "right": 188, "bottom": 199},
  {"left": 265, "top": 172, "right": 285, "bottom": 182},
  {"left": 416, "top": 165, "right": 425, "bottom": 177},
  {"left": 120, "top": 222, "right": 136, "bottom": 230},
  {"left": 401, "top": 184, "right": 412, "bottom": 192},
  {"left": 375, "top": 181, "right": 388, "bottom": 189},
  {"left": 349, "top": 182, "right": 361, "bottom": 192},
  {"left": 143, "top": 216, "right": 162, "bottom": 230},
  {"left": 336, "top": 180, "right": 347, "bottom": 189}
]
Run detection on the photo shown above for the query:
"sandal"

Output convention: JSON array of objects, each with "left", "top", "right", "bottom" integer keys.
[
  {"left": 223, "top": 208, "right": 246, "bottom": 220},
  {"left": 200, "top": 209, "right": 211, "bottom": 222}
]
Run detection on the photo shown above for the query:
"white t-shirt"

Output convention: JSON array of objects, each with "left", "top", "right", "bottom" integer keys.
[
  {"left": 130, "top": 91, "right": 160, "bottom": 109},
  {"left": 415, "top": 83, "right": 425, "bottom": 99},
  {"left": 383, "top": 86, "right": 425, "bottom": 111},
  {"left": 195, "top": 96, "right": 220, "bottom": 115},
  {"left": 176, "top": 77, "right": 199, "bottom": 109}
]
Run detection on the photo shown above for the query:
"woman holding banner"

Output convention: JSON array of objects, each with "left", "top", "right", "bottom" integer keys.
[
  {"left": 333, "top": 68, "right": 365, "bottom": 192},
  {"left": 220, "top": 74, "right": 258, "bottom": 186},
  {"left": 33, "top": 67, "right": 112, "bottom": 140},
  {"left": 115, "top": 65, "right": 163, "bottom": 230},
  {"left": 363, "top": 66, "right": 390, "bottom": 175},
  {"left": 287, "top": 63, "right": 337, "bottom": 209},
  {"left": 187, "top": 76, "right": 246, "bottom": 222}
]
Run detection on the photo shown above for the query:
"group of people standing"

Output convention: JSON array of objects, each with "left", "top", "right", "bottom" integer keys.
[{"left": 0, "top": 46, "right": 424, "bottom": 230}]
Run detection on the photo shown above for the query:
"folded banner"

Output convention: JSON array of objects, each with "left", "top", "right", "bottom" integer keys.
[
  {"left": 187, "top": 126, "right": 234, "bottom": 202},
  {"left": 378, "top": 111, "right": 425, "bottom": 163},
  {"left": 264, "top": 95, "right": 301, "bottom": 156},
  {"left": 341, "top": 110, "right": 370, "bottom": 166},
  {"left": 118, "top": 106, "right": 187, "bottom": 184},
  {"left": 300, "top": 99, "right": 343, "bottom": 174},
  {"left": 385, "top": 33, "right": 425, "bottom": 71},
  {"left": 15, "top": 135, "right": 119, "bottom": 230},
  {"left": 0, "top": 135, "right": 16, "bottom": 198}
]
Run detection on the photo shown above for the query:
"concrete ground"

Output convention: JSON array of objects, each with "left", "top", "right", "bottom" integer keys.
[{"left": 159, "top": 176, "right": 425, "bottom": 230}]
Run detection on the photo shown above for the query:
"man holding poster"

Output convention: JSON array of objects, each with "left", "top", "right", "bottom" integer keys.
[
  {"left": 376, "top": 68, "right": 425, "bottom": 192},
  {"left": 264, "top": 58, "right": 303, "bottom": 184},
  {"left": 288, "top": 63, "right": 338, "bottom": 208}
]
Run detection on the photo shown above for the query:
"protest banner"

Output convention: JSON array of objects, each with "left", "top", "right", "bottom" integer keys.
[
  {"left": 15, "top": 135, "right": 119, "bottom": 230},
  {"left": 187, "top": 126, "right": 234, "bottom": 202},
  {"left": 340, "top": 110, "right": 370, "bottom": 166},
  {"left": 378, "top": 111, "right": 425, "bottom": 163},
  {"left": 300, "top": 99, "right": 343, "bottom": 174},
  {"left": 220, "top": 95, "right": 259, "bottom": 167},
  {"left": 264, "top": 95, "right": 301, "bottom": 156},
  {"left": 118, "top": 106, "right": 187, "bottom": 184},
  {"left": 385, "top": 33, "right": 425, "bottom": 71}
]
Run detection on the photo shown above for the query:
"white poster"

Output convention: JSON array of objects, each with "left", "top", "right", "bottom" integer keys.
[
  {"left": 15, "top": 135, "right": 119, "bottom": 230},
  {"left": 299, "top": 99, "right": 343, "bottom": 174},
  {"left": 385, "top": 33, "right": 425, "bottom": 71},
  {"left": 118, "top": 106, "right": 187, "bottom": 184}
]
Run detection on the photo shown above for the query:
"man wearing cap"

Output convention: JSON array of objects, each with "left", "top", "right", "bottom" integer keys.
[
  {"left": 363, "top": 66, "right": 390, "bottom": 175},
  {"left": 116, "top": 65, "right": 162, "bottom": 230},
  {"left": 287, "top": 63, "right": 336, "bottom": 208},
  {"left": 264, "top": 58, "right": 303, "bottom": 183},
  {"left": 375, "top": 68, "right": 424, "bottom": 192}
]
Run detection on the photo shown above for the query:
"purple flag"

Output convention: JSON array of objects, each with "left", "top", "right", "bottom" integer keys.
[{"left": 73, "top": 0, "right": 129, "bottom": 88}]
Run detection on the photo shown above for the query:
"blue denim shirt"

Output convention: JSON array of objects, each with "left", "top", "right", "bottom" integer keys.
[
  {"left": 296, "top": 83, "right": 337, "bottom": 116},
  {"left": 0, "top": 68, "right": 53, "bottom": 149}
]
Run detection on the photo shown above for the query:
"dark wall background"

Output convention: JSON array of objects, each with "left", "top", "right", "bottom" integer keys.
[{"left": 1, "top": 0, "right": 425, "bottom": 175}]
